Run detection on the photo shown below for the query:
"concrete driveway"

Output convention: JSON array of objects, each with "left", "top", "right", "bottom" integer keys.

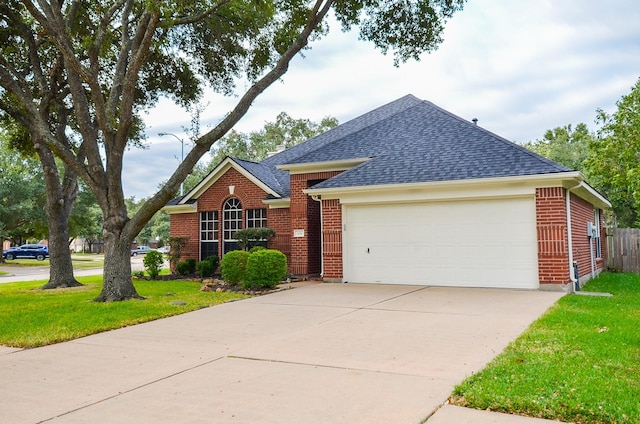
[{"left": 0, "top": 283, "right": 564, "bottom": 423}]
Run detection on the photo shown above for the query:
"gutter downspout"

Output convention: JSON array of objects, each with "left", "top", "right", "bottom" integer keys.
[
  {"left": 310, "top": 194, "right": 324, "bottom": 278},
  {"left": 566, "top": 183, "right": 582, "bottom": 292}
]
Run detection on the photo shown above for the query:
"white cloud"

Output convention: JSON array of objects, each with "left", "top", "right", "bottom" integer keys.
[{"left": 125, "top": 0, "right": 640, "bottom": 198}]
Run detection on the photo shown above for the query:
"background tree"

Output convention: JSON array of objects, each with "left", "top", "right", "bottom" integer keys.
[
  {"left": 0, "top": 0, "right": 465, "bottom": 301},
  {"left": 522, "top": 123, "right": 593, "bottom": 172},
  {"left": 0, "top": 138, "right": 47, "bottom": 253},
  {"left": 586, "top": 77, "right": 640, "bottom": 227},
  {"left": 209, "top": 112, "right": 338, "bottom": 166},
  {"left": 69, "top": 185, "right": 103, "bottom": 253},
  {"left": 0, "top": 115, "right": 83, "bottom": 288}
]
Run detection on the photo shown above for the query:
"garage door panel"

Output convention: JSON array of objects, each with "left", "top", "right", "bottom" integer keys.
[{"left": 343, "top": 198, "right": 538, "bottom": 289}]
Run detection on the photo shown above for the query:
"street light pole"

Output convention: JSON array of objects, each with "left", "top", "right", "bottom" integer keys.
[{"left": 158, "top": 132, "right": 185, "bottom": 196}]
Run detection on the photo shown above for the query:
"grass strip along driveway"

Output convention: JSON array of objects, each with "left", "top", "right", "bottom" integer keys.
[
  {"left": 0, "top": 276, "right": 248, "bottom": 348},
  {"left": 452, "top": 273, "right": 640, "bottom": 423}
]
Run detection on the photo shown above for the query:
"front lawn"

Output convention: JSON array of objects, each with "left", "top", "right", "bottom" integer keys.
[
  {"left": 452, "top": 273, "right": 640, "bottom": 423},
  {"left": 0, "top": 276, "right": 248, "bottom": 348}
]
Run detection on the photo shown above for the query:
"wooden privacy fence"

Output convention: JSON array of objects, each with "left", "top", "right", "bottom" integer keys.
[{"left": 607, "top": 227, "right": 640, "bottom": 273}]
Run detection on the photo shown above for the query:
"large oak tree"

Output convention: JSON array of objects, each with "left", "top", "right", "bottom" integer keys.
[{"left": 0, "top": 0, "right": 465, "bottom": 301}]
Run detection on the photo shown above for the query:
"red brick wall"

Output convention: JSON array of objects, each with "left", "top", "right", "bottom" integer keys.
[
  {"left": 536, "top": 187, "right": 570, "bottom": 285},
  {"left": 289, "top": 171, "right": 343, "bottom": 275},
  {"left": 169, "top": 167, "right": 290, "bottom": 262},
  {"left": 570, "top": 193, "right": 606, "bottom": 280},
  {"left": 536, "top": 187, "right": 607, "bottom": 288},
  {"left": 268, "top": 207, "right": 291, "bottom": 260},
  {"left": 321, "top": 199, "right": 343, "bottom": 279},
  {"left": 170, "top": 212, "right": 199, "bottom": 264}
]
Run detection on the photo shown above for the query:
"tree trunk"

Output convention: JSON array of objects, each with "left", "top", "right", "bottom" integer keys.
[
  {"left": 94, "top": 224, "right": 143, "bottom": 302},
  {"left": 41, "top": 207, "right": 81, "bottom": 289},
  {"left": 38, "top": 148, "right": 82, "bottom": 289}
]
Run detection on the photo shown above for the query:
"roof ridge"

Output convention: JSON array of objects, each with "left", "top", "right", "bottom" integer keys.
[
  {"left": 421, "top": 100, "right": 571, "bottom": 172},
  {"left": 263, "top": 94, "right": 422, "bottom": 166}
]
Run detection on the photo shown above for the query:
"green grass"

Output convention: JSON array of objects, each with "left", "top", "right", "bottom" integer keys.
[
  {"left": 452, "top": 273, "right": 640, "bottom": 423},
  {"left": 0, "top": 276, "right": 248, "bottom": 348}
]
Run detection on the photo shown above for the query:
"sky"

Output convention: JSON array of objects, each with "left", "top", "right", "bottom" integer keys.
[{"left": 124, "top": 0, "right": 640, "bottom": 199}]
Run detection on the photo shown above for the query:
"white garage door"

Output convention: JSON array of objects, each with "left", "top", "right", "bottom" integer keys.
[{"left": 342, "top": 197, "right": 539, "bottom": 289}]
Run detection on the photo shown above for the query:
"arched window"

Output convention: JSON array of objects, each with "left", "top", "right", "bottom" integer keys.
[{"left": 223, "top": 198, "right": 242, "bottom": 253}]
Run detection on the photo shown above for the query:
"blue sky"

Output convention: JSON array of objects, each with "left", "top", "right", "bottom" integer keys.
[{"left": 124, "top": 0, "right": 640, "bottom": 199}]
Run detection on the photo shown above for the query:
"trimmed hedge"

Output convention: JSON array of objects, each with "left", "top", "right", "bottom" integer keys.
[
  {"left": 176, "top": 258, "right": 197, "bottom": 276},
  {"left": 221, "top": 250, "right": 250, "bottom": 284},
  {"left": 197, "top": 255, "right": 219, "bottom": 278},
  {"left": 243, "top": 249, "right": 287, "bottom": 290},
  {"left": 234, "top": 227, "right": 275, "bottom": 251}
]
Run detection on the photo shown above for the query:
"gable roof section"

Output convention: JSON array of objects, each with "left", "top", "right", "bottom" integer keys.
[
  {"left": 263, "top": 94, "right": 423, "bottom": 169},
  {"left": 170, "top": 157, "right": 285, "bottom": 208}
]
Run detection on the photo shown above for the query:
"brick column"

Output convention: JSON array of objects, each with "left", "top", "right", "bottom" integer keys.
[
  {"left": 536, "top": 187, "right": 571, "bottom": 286},
  {"left": 321, "top": 199, "right": 343, "bottom": 281}
]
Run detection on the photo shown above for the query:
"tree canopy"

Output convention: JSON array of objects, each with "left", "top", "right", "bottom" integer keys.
[
  {"left": 522, "top": 123, "right": 593, "bottom": 172},
  {"left": 0, "top": 0, "right": 465, "bottom": 300},
  {"left": 0, "top": 137, "right": 47, "bottom": 245},
  {"left": 586, "top": 77, "right": 640, "bottom": 227},
  {"left": 208, "top": 111, "right": 338, "bottom": 167}
]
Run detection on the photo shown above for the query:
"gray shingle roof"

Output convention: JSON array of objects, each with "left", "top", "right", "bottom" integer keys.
[
  {"left": 231, "top": 158, "right": 289, "bottom": 196},
  {"left": 172, "top": 95, "right": 572, "bottom": 204},
  {"left": 307, "top": 97, "right": 570, "bottom": 190}
]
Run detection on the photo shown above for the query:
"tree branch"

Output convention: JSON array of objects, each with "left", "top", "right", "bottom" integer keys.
[{"left": 129, "top": 0, "right": 335, "bottom": 237}]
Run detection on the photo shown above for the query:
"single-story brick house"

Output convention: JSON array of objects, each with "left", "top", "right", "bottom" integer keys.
[{"left": 164, "top": 95, "right": 610, "bottom": 291}]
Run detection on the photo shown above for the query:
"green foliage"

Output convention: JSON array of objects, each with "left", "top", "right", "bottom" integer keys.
[
  {"left": 209, "top": 112, "right": 339, "bottom": 166},
  {"left": 168, "top": 237, "right": 188, "bottom": 272},
  {"left": 0, "top": 138, "right": 47, "bottom": 243},
  {"left": 522, "top": 123, "right": 593, "bottom": 172},
  {"left": 221, "top": 250, "right": 250, "bottom": 284},
  {"left": 234, "top": 227, "right": 275, "bottom": 251},
  {"left": 586, "top": 77, "right": 640, "bottom": 227},
  {"left": 249, "top": 245, "right": 266, "bottom": 253},
  {"left": 176, "top": 259, "right": 197, "bottom": 276},
  {"left": 143, "top": 250, "right": 164, "bottom": 280},
  {"left": 243, "top": 249, "right": 287, "bottom": 290},
  {"left": 197, "top": 255, "right": 219, "bottom": 278}
]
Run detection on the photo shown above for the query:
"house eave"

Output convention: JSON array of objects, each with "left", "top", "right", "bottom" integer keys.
[
  {"left": 262, "top": 197, "right": 291, "bottom": 209},
  {"left": 276, "top": 158, "right": 370, "bottom": 175},
  {"left": 161, "top": 202, "right": 197, "bottom": 214},
  {"left": 304, "top": 172, "right": 609, "bottom": 205},
  {"left": 179, "top": 157, "right": 281, "bottom": 204}
]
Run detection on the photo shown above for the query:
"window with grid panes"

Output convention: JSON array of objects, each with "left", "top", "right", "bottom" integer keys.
[
  {"left": 200, "top": 211, "right": 218, "bottom": 260},
  {"left": 246, "top": 208, "right": 267, "bottom": 228},
  {"left": 594, "top": 209, "right": 602, "bottom": 258}
]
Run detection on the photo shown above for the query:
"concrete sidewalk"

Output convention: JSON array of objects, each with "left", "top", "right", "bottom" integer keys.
[{"left": 0, "top": 283, "right": 565, "bottom": 423}]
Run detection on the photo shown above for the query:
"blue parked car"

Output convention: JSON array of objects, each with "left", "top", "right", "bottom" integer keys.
[{"left": 2, "top": 244, "right": 49, "bottom": 261}]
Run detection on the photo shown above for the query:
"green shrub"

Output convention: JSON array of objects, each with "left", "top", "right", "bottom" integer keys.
[
  {"left": 167, "top": 237, "right": 188, "bottom": 272},
  {"left": 243, "top": 249, "right": 287, "bottom": 290},
  {"left": 176, "top": 258, "right": 197, "bottom": 276},
  {"left": 197, "top": 260, "right": 213, "bottom": 278},
  {"left": 249, "top": 245, "right": 266, "bottom": 253},
  {"left": 221, "top": 250, "right": 250, "bottom": 284},
  {"left": 234, "top": 228, "right": 275, "bottom": 250},
  {"left": 143, "top": 250, "right": 164, "bottom": 280},
  {"left": 197, "top": 256, "right": 219, "bottom": 278}
]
